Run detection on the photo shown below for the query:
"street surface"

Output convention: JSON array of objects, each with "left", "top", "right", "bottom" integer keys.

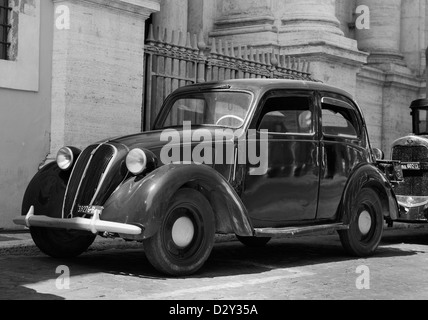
[{"left": 1, "top": 225, "right": 428, "bottom": 300}]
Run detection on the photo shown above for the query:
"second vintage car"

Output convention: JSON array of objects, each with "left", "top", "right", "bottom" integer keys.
[
  {"left": 391, "top": 99, "right": 428, "bottom": 223},
  {"left": 15, "top": 79, "right": 402, "bottom": 276}
]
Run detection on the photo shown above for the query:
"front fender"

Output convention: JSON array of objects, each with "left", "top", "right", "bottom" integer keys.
[
  {"left": 102, "top": 164, "right": 254, "bottom": 239},
  {"left": 22, "top": 162, "right": 70, "bottom": 219},
  {"left": 340, "top": 163, "right": 399, "bottom": 223}
]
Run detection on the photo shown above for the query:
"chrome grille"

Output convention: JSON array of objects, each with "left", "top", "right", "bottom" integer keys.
[
  {"left": 392, "top": 146, "right": 428, "bottom": 162},
  {"left": 63, "top": 144, "right": 116, "bottom": 218}
]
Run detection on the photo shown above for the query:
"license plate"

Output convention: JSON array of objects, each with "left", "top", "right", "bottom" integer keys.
[
  {"left": 77, "top": 205, "right": 104, "bottom": 216},
  {"left": 402, "top": 163, "right": 421, "bottom": 171}
]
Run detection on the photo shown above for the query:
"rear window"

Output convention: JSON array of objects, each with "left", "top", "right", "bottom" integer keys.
[{"left": 321, "top": 97, "right": 361, "bottom": 138}]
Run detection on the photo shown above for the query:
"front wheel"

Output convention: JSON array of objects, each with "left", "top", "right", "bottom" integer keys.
[
  {"left": 143, "top": 189, "right": 215, "bottom": 276},
  {"left": 30, "top": 227, "right": 96, "bottom": 258},
  {"left": 339, "top": 188, "right": 384, "bottom": 257}
]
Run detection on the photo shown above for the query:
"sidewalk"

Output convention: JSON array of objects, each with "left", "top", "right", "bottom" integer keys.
[
  {"left": 1, "top": 223, "right": 427, "bottom": 251},
  {"left": 0, "top": 230, "right": 238, "bottom": 252},
  {"left": 0, "top": 232, "right": 33, "bottom": 247}
]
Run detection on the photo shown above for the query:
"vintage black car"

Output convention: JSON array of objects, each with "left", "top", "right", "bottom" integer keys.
[
  {"left": 15, "top": 79, "right": 401, "bottom": 276},
  {"left": 392, "top": 99, "right": 428, "bottom": 222}
]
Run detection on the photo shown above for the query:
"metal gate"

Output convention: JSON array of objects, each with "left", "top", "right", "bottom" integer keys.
[{"left": 143, "top": 25, "right": 315, "bottom": 131}]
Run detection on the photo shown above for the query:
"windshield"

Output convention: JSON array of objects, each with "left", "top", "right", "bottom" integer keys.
[
  {"left": 413, "top": 108, "right": 428, "bottom": 135},
  {"left": 155, "top": 91, "right": 253, "bottom": 130}
]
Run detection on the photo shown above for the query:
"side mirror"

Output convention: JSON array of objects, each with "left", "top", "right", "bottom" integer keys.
[{"left": 372, "top": 148, "right": 385, "bottom": 161}]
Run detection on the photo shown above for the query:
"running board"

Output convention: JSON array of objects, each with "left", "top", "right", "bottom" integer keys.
[{"left": 254, "top": 223, "right": 349, "bottom": 238}]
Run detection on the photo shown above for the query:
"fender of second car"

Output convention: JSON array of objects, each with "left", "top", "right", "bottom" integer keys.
[
  {"left": 101, "top": 163, "right": 254, "bottom": 240},
  {"left": 339, "top": 162, "right": 400, "bottom": 224}
]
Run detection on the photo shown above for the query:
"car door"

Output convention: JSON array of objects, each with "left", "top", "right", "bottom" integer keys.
[
  {"left": 317, "top": 93, "right": 367, "bottom": 221},
  {"left": 241, "top": 90, "right": 320, "bottom": 228}
]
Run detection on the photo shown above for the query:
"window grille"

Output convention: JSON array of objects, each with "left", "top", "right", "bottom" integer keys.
[{"left": 0, "top": 0, "right": 11, "bottom": 60}]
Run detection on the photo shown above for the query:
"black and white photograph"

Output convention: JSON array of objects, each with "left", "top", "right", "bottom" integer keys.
[{"left": 1, "top": 0, "right": 428, "bottom": 305}]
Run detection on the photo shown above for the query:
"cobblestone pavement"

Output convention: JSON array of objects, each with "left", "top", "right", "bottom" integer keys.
[{"left": 1, "top": 225, "right": 428, "bottom": 300}]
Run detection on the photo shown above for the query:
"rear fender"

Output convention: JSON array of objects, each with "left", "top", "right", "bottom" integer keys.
[
  {"left": 340, "top": 163, "right": 399, "bottom": 223},
  {"left": 102, "top": 164, "right": 254, "bottom": 239}
]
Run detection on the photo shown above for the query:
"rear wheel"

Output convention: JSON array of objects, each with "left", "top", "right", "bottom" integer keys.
[
  {"left": 339, "top": 188, "right": 384, "bottom": 257},
  {"left": 30, "top": 227, "right": 96, "bottom": 258},
  {"left": 143, "top": 189, "right": 215, "bottom": 276},
  {"left": 236, "top": 235, "right": 271, "bottom": 247}
]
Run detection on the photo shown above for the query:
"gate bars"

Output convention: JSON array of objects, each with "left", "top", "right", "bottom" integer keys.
[{"left": 143, "top": 25, "right": 315, "bottom": 131}]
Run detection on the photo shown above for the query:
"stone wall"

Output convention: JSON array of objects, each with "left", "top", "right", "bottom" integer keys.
[
  {"left": 0, "top": 0, "right": 52, "bottom": 229},
  {"left": 49, "top": 0, "right": 160, "bottom": 158},
  {"left": 0, "top": 0, "right": 160, "bottom": 230}
]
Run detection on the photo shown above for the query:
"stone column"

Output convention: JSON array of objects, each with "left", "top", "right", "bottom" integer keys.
[
  {"left": 152, "top": 0, "right": 188, "bottom": 34},
  {"left": 281, "top": 0, "right": 344, "bottom": 37},
  {"left": 355, "top": 0, "right": 405, "bottom": 66},
  {"left": 49, "top": 0, "right": 160, "bottom": 160},
  {"left": 187, "top": 0, "right": 217, "bottom": 37},
  {"left": 209, "top": 0, "right": 278, "bottom": 45},
  {"left": 276, "top": 0, "right": 368, "bottom": 96},
  {"left": 400, "top": 0, "right": 426, "bottom": 75}
]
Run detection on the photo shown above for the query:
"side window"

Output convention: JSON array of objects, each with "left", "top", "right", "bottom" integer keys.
[
  {"left": 258, "top": 96, "right": 313, "bottom": 135},
  {"left": 321, "top": 97, "right": 360, "bottom": 138}
]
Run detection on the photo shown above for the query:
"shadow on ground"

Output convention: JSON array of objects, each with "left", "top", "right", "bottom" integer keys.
[
  {"left": 2, "top": 226, "right": 427, "bottom": 299},
  {"left": 59, "top": 229, "right": 425, "bottom": 280}
]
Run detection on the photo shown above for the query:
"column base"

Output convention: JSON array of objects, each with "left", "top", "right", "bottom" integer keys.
[
  {"left": 279, "top": 39, "right": 368, "bottom": 97},
  {"left": 209, "top": 15, "right": 278, "bottom": 46},
  {"left": 366, "top": 51, "right": 407, "bottom": 67}
]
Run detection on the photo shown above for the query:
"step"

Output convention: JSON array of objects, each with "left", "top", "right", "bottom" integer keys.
[{"left": 254, "top": 223, "right": 349, "bottom": 238}]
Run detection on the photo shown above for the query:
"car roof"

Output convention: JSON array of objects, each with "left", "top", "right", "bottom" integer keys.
[{"left": 173, "top": 79, "right": 355, "bottom": 101}]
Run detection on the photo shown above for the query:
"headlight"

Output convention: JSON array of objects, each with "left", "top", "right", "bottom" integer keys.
[
  {"left": 126, "top": 148, "right": 147, "bottom": 175},
  {"left": 372, "top": 148, "right": 385, "bottom": 161},
  {"left": 56, "top": 147, "right": 75, "bottom": 171}
]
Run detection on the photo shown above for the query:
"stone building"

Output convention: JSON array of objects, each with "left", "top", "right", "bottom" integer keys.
[
  {"left": 153, "top": 0, "right": 427, "bottom": 152},
  {"left": 0, "top": 0, "right": 427, "bottom": 229}
]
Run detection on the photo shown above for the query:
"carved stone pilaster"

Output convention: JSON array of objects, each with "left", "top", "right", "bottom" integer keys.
[
  {"left": 153, "top": 0, "right": 188, "bottom": 34},
  {"left": 210, "top": 0, "right": 278, "bottom": 45},
  {"left": 355, "top": 0, "right": 406, "bottom": 66},
  {"left": 48, "top": 0, "right": 160, "bottom": 161}
]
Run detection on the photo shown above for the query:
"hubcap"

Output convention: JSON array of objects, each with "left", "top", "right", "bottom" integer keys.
[
  {"left": 171, "top": 217, "right": 195, "bottom": 248},
  {"left": 358, "top": 210, "right": 372, "bottom": 236}
]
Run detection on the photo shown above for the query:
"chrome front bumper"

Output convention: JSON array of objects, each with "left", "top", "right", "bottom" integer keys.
[
  {"left": 14, "top": 206, "right": 143, "bottom": 236},
  {"left": 396, "top": 196, "right": 428, "bottom": 222}
]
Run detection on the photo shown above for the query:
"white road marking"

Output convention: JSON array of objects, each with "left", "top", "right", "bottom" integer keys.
[{"left": 139, "top": 268, "right": 315, "bottom": 300}]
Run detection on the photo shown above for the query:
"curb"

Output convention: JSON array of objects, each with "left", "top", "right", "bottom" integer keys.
[
  {"left": 0, "top": 223, "right": 427, "bottom": 251},
  {"left": 0, "top": 231, "right": 238, "bottom": 251}
]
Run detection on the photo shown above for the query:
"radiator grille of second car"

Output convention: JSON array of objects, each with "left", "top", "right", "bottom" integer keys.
[
  {"left": 392, "top": 146, "right": 428, "bottom": 162},
  {"left": 63, "top": 144, "right": 115, "bottom": 218},
  {"left": 393, "top": 145, "right": 428, "bottom": 196}
]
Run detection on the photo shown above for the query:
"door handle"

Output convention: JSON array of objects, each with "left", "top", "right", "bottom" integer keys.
[
  {"left": 317, "top": 146, "right": 326, "bottom": 168},
  {"left": 321, "top": 146, "right": 326, "bottom": 168}
]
